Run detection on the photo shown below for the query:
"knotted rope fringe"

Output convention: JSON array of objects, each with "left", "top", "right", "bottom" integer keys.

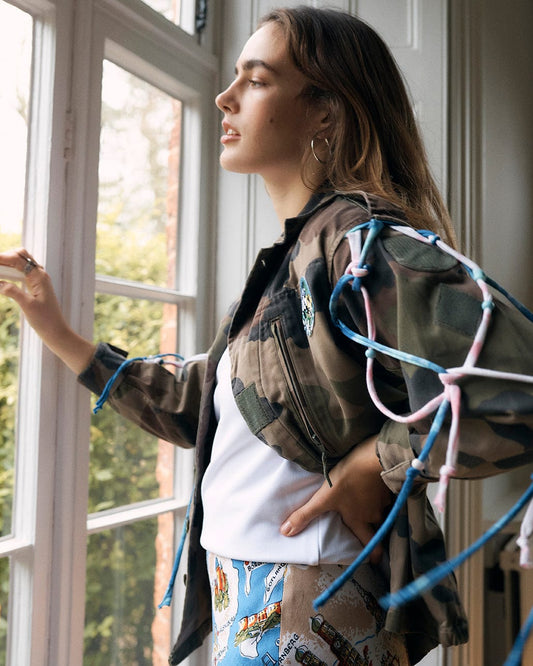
[{"left": 323, "top": 218, "right": 533, "bottom": 664}]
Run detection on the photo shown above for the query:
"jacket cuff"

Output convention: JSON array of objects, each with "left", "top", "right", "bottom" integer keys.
[{"left": 78, "top": 342, "right": 128, "bottom": 395}]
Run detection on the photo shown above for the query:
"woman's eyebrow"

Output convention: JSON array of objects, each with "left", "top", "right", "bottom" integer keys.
[{"left": 234, "top": 59, "right": 277, "bottom": 75}]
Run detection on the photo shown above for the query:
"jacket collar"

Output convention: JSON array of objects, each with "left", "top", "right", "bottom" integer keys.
[
  {"left": 279, "top": 189, "right": 406, "bottom": 242},
  {"left": 278, "top": 191, "right": 339, "bottom": 244}
]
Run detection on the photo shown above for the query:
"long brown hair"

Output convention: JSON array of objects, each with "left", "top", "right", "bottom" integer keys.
[{"left": 259, "top": 6, "right": 456, "bottom": 244}]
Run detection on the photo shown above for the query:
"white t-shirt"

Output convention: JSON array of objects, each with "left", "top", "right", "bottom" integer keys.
[{"left": 200, "top": 349, "right": 362, "bottom": 565}]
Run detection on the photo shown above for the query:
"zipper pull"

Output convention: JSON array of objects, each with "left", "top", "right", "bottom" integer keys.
[
  {"left": 322, "top": 450, "right": 332, "bottom": 487},
  {"left": 312, "top": 433, "right": 332, "bottom": 487}
]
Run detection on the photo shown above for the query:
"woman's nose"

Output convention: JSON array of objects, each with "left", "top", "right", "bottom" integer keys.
[{"left": 215, "top": 82, "right": 236, "bottom": 112}]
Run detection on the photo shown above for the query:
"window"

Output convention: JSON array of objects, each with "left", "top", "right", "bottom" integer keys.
[
  {"left": 140, "top": 0, "right": 205, "bottom": 35},
  {"left": 0, "top": 3, "right": 34, "bottom": 664},
  {"left": 85, "top": 59, "right": 184, "bottom": 664},
  {"left": 0, "top": 0, "right": 32, "bottom": 533},
  {"left": 142, "top": 0, "right": 180, "bottom": 24},
  {"left": 0, "top": 1, "right": 216, "bottom": 664}
]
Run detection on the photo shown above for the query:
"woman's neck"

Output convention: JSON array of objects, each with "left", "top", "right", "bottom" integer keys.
[{"left": 264, "top": 176, "right": 316, "bottom": 226}]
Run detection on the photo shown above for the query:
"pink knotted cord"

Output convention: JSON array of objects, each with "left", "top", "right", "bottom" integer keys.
[
  {"left": 343, "top": 223, "right": 533, "bottom": 565},
  {"left": 345, "top": 225, "right": 496, "bottom": 512},
  {"left": 361, "top": 284, "right": 446, "bottom": 424},
  {"left": 434, "top": 375, "right": 462, "bottom": 511}
]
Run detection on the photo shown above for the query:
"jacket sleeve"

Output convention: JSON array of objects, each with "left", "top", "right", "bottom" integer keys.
[
  {"left": 78, "top": 342, "right": 207, "bottom": 448},
  {"left": 336, "top": 226, "right": 533, "bottom": 493}
]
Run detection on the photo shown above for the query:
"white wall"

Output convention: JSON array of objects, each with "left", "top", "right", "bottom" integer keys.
[{"left": 478, "top": 0, "right": 533, "bottom": 307}]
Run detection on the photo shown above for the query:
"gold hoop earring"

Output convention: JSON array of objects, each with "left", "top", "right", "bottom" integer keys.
[{"left": 311, "top": 137, "right": 330, "bottom": 164}]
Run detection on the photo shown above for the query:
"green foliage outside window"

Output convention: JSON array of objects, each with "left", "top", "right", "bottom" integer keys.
[
  {"left": 90, "top": 215, "right": 171, "bottom": 515},
  {"left": 0, "top": 558, "right": 8, "bottom": 665},
  {"left": 84, "top": 520, "right": 161, "bottom": 666},
  {"left": 86, "top": 221, "right": 175, "bottom": 664},
  {"left": 0, "top": 233, "right": 20, "bottom": 541},
  {"left": 0, "top": 232, "right": 20, "bottom": 665}
]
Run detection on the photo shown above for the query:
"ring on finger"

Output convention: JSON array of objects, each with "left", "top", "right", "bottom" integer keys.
[{"left": 23, "top": 256, "right": 38, "bottom": 275}]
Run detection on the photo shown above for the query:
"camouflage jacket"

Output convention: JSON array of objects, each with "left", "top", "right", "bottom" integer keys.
[{"left": 79, "top": 192, "right": 533, "bottom": 664}]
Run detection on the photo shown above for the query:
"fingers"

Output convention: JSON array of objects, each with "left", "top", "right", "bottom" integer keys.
[
  {"left": 0, "top": 248, "right": 42, "bottom": 280},
  {"left": 21, "top": 255, "right": 40, "bottom": 276},
  {"left": 0, "top": 249, "right": 42, "bottom": 304},
  {"left": 280, "top": 487, "right": 385, "bottom": 563},
  {"left": 342, "top": 519, "right": 384, "bottom": 565},
  {"left": 280, "top": 484, "right": 334, "bottom": 537},
  {"left": 0, "top": 278, "right": 28, "bottom": 307},
  {"left": 0, "top": 248, "right": 58, "bottom": 329}
]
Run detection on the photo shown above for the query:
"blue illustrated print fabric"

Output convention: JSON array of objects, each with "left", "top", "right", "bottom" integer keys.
[
  {"left": 208, "top": 555, "right": 284, "bottom": 664},
  {"left": 207, "top": 554, "right": 409, "bottom": 665}
]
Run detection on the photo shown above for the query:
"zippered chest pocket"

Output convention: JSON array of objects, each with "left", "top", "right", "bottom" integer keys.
[{"left": 270, "top": 317, "right": 333, "bottom": 481}]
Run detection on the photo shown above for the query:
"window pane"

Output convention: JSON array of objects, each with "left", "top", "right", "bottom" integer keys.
[
  {"left": 141, "top": 0, "right": 199, "bottom": 34},
  {"left": 0, "top": 2, "right": 31, "bottom": 233},
  {"left": 96, "top": 60, "right": 181, "bottom": 289},
  {"left": 89, "top": 296, "right": 178, "bottom": 513},
  {"left": 0, "top": 557, "right": 8, "bottom": 666},
  {"left": 84, "top": 516, "right": 175, "bottom": 665},
  {"left": 0, "top": 301, "right": 19, "bottom": 538},
  {"left": 0, "top": 2, "right": 32, "bottom": 540},
  {"left": 142, "top": 0, "right": 180, "bottom": 23}
]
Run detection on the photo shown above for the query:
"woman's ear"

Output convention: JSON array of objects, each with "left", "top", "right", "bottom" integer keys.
[
  {"left": 316, "top": 99, "right": 331, "bottom": 127},
  {"left": 315, "top": 99, "right": 333, "bottom": 138}
]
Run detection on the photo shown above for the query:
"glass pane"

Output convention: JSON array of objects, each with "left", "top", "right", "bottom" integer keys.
[
  {"left": 142, "top": 0, "right": 180, "bottom": 23},
  {"left": 0, "top": 557, "right": 8, "bottom": 666},
  {"left": 0, "top": 2, "right": 31, "bottom": 232},
  {"left": 97, "top": 60, "right": 181, "bottom": 289},
  {"left": 0, "top": 2, "right": 33, "bottom": 540},
  {"left": 0, "top": 304, "right": 19, "bottom": 537},
  {"left": 89, "top": 296, "right": 178, "bottom": 513},
  {"left": 84, "top": 516, "right": 175, "bottom": 665}
]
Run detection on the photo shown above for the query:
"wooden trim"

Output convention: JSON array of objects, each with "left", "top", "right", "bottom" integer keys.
[
  {"left": 446, "top": 1, "right": 484, "bottom": 664},
  {"left": 448, "top": 0, "right": 483, "bottom": 260}
]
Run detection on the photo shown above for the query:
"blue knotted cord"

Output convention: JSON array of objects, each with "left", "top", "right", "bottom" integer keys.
[
  {"left": 158, "top": 492, "right": 193, "bottom": 609},
  {"left": 323, "top": 218, "right": 533, "bottom": 664},
  {"left": 503, "top": 602, "right": 533, "bottom": 666},
  {"left": 313, "top": 397, "right": 451, "bottom": 610},
  {"left": 380, "top": 474, "right": 533, "bottom": 609},
  {"left": 330, "top": 274, "right": 447, "bottom": 375},
  {"left": 485, "top": 276, "right": 533, "bottom": 323},
  {"left": 344, "top": 218, "right": 384, "bottom": 291},
  {"left": 416, "top": 229, "right": 441, "bottom": 244},
  {"left": 93, "top": 352, "right": 184, "bottom": 414},
  {"left": 92, "top": 351, "right": 191, "bottom": 608}
]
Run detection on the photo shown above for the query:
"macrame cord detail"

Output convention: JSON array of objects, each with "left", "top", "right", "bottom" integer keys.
[{"left": 322, "top": 218, "right": 533, "bottom": 666}]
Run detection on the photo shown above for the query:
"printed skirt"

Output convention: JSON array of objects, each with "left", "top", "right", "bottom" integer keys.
[{"left": 207, "top": 553, "right": 409, "bottom": 665}]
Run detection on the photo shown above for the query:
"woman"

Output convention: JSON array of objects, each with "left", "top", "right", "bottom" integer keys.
[{"left": 2, "top": 7, "right": 532, "bottom": 665}]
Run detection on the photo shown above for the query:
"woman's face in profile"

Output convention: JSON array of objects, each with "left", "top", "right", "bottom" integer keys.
[{"left": 215, "top": 22, "right": 324, "bottom": 185}]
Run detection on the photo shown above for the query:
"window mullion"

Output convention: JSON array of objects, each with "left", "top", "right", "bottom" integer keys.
[
  {"left": 87, "top": 497, "right": 186, "bottom": 534},
  {"left": 43, "top": 0, "right": 101, "bottom": 663},
  {"left": 6, "top": 3, "right": 64, "bottom": 665},
  {"left": 95, "top": 274, "right": 195, "bottom": 304}
]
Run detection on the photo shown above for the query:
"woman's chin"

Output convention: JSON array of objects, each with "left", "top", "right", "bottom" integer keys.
[{"left": 219, "top": 154, "right": 254, "bottom": 175}]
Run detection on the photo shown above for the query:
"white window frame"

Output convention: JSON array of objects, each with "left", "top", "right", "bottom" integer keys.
[{"left": 1, "top": 1, "right": 218, "bottom": 664}]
